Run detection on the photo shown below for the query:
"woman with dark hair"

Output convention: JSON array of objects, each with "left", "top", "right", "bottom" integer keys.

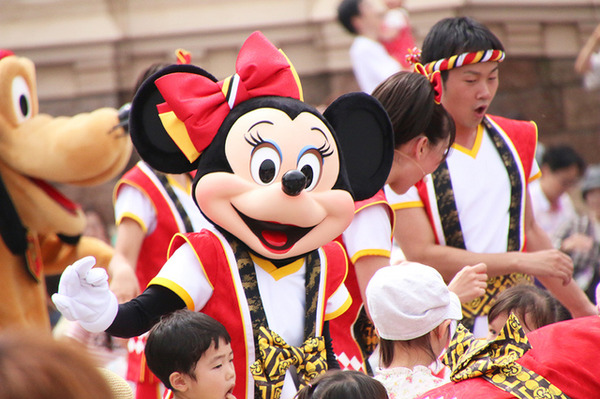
[{"left": 373, "top": 70, "right": 455, "bottom": 195}]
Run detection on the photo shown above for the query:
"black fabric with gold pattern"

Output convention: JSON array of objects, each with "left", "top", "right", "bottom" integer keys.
[
  {"left": 228, "top": 237, "right": 327, "bottom": 399},
  {"left": 443, "top": 314, "right": 570, "bottom": 399},
  {"left": 353, "top": 306, "right": 378, "bottom": 375},
  {"left": 431, "top": 117, "right": 532, "bottom": 330},
  {"left": 154, "top": 170, "right": 194, "bottom": 233}
]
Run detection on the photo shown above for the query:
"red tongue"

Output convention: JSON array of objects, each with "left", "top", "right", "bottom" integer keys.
[{"left": 262, "top": 230, "right": 288, "bottom": 247}]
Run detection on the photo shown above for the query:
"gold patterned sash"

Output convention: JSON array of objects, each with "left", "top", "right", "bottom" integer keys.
[
  {"left": 444, "top": 314, "right": 569, "bottom": 399},
  {"left": 431, "top": 117, "right": 532, "bottom": 330},
  {"left": 229, "top": 237, "right": 327, "bottom": 399}
]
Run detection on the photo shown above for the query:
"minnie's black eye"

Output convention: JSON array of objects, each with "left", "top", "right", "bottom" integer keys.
[
  {"left": 300, "top": 165, "right": 313, "bottom": 188},
  {"left": 297, "top": 151, "right": 321, "bottom": 191},
  {"left": 259, "top": 159, "right": 277, "bottom": 183},
  {"left": 250, "top": 145, "right": 281, "bottom": 185}
]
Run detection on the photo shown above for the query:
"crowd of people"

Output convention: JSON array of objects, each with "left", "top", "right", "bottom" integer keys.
[{"left": 6, "top": 4, "right": 600, "bottom": 399}]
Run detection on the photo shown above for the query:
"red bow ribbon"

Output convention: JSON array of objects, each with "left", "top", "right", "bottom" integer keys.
[
  {"left": 414, "top": 63, "right": 442, "bottom": 105},
  {"left": 154, "top": 31, "right": 303, "bottom": 163}
]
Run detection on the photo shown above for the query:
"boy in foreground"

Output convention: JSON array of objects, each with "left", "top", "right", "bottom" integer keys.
[{"left": 145, "top": 310, "right": 236, "bottom": 399}]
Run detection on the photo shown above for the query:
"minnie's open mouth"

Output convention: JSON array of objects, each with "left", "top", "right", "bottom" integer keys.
[
  {"left": 30, "top": 178, "right": 80, "bottom": 215},
  {"left": 234, "top": 206, "right": 313, "bottom": 254}
]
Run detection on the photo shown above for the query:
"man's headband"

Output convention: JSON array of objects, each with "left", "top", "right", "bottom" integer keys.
[{"left": 406, "top": 47, "right": 505, "bottom": 74}]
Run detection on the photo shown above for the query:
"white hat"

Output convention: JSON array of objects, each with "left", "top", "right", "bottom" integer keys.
[{"left": 366, "top": 262, "right": 462, "bottom": 340}]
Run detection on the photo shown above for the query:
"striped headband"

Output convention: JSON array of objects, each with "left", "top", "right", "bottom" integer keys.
[{"left": 422, "top": 49, "right": 505, "bottom": 74}]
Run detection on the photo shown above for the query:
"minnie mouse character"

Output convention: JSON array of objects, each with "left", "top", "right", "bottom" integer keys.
[{"left": 52, "top": 31, "right": 393, "bottom": 399}]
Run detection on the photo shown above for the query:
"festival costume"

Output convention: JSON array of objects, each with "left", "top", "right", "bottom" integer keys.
[
  {"left": 415, "top": 313, "right": 600, "bottom": 399},
  {"left": 115, "top": 160, "right": 206, "bottom": 399},
  {"left": 152, "top": 229, "right": 350, "bottom": 399},
  {"left": 329, "top": 190, "right": 394, "bottom": 373},
  {"left": 52, "top": 31, "right": 394, "bottom": 399},
  {"left": 386, "top": 115, "right": 540, "bottom": 332}
]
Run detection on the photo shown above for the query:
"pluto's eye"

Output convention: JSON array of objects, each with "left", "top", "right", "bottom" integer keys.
[
  {"left": 297, "top": 150, "right": 322, "bottom": 191},
  {"left": 12, "top": 76, "right": 32, "bottom": 123},
  {"left": 250, "top": 145, "right": 281, "bottom": 185}
]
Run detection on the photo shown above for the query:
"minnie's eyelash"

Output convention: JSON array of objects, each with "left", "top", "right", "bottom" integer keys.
[
  {"left": 317, "top": 142, "right": 334, "bottom": 158},
  {"left": 245, "top": 131, "right": 264, "bottom": 147},
  {"left": 245, "top": 131, "right": 333, "bottom": 158}
]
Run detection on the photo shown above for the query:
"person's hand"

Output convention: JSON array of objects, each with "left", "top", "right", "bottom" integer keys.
[
  {"left": 447, "top": 263, "right": 488, "bottom": 303},
  {"left": 52, "top": 256, "right": 118, "bottom": 333},
  {"left": 517, "top": 249, "right": 574, "bottom": 285},
  {"left": 560, "top": 233, "right": 594, "bottom": 254},
  {"left": 109, "top": 258, "right": 141, "bottom": 303}
]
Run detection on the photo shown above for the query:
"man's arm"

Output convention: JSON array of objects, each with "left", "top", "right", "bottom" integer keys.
[
  {"left": 394, "top": 206, "right": 574, "bottom": 285},
  {"left": 575, "top": 24, "right": 600, "bottom": 75},
  {"left": 108, "top": 218, "right": 145, "bottom": 303}
]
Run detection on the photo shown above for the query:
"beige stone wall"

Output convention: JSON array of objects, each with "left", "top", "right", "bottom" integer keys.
[{"left": 2, "top": 0, "right": 600, "bottom": 218}]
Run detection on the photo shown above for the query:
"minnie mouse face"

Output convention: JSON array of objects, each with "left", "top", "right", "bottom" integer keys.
[
  {"left": 129, "top": 31, "right": 394, "bottom": 263},
  {"left": 195, "top": 100, "right": 355, "bottom": 260}
]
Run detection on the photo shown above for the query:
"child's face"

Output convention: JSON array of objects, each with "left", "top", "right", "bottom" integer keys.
[
  {"left": 442, "top": 62, "right": 499, "bottom": 135},
  {"left": 178, "top": 338, "right": 236, "bottom": 399}
]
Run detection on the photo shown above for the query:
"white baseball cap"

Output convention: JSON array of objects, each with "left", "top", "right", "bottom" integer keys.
[{"left": 366, "top": 262, "right": 462, "bottom": 340}]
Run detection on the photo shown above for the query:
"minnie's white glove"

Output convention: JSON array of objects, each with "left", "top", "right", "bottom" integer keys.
[{"left": 52, "top": 256, "right": 118, "bottom": 333}]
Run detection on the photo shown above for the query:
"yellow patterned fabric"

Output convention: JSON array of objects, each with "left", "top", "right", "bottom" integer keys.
[
  {"left": 250, "top": 327, "right": 327, "bottom": 399},
  {"left": 443, "top": 314, "right": 569, "bottom": 399}
]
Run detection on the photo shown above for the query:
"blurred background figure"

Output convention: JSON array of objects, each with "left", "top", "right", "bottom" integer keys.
[
  {"left": 337, "top": 0, "right": 409, "bottom": 93},
  {"left": 0, "top": 330, "right": 114, "bottom": 399},
  {"left": 529, "top": 144, "right": 586, "bottom": 238},
  {"left": 552, "top": 164, "right": 600, "bottom": 302},
  {"left": 575, "top": 22, "right": 600, "bottom": 90}
]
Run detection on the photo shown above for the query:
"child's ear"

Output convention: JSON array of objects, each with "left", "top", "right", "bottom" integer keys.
[{"left": 169, "top": 371, "right": 189, "bottom": 392}]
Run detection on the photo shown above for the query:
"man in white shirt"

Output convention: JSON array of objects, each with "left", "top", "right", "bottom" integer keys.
[{"left": 337, "top": 0, "right": 403, "bottom": 93}]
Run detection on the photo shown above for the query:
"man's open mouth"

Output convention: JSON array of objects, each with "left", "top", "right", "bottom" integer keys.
[{"left": 235, "top": 206, "right": 313, "bottom": 253}]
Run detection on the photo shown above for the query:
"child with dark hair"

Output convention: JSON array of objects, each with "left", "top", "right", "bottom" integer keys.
[
  {"left": 295, "top": 370, "right": 389, "bottom": 399},
  {"left": 486, "top": 285, "right": 562, "bottom": 341},
  {"left": 145, "top": 309, "right": 235, "bottom": 399}
]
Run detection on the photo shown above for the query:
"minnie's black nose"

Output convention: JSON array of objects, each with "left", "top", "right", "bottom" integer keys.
[{"left": 281, "top": 170, "right": 307, "bottom": 196}]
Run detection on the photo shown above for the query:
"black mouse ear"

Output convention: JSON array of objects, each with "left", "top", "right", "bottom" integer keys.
[
  {"left": 324, "top": 92, "right": 394, "bottom": 201},
  {"left": 129, "top": 64, "right": 218, "bottom": 174}
]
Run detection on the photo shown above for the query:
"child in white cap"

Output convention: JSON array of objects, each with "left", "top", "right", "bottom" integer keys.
[{"left": 365, "top": 262, "right": 463, "bottom": 399}]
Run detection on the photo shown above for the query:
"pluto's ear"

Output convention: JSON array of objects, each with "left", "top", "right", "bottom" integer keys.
[
  {"left": 324, "top": 92, "right": 394, "bottom": 201},
  {"left": 129, "top": 64, "right": 217, "bottom": 174}
]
